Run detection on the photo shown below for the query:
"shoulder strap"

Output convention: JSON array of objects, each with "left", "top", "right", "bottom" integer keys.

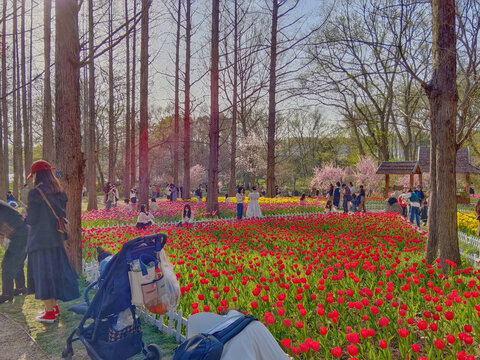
[
  {"left": 212, "top": 315, "right": 256, "bottom": 344},
  {"left": 36, "top": 187, "right": 59, "bottom": 220}
]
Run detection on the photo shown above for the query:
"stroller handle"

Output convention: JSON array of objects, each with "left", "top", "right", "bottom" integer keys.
[{"left": 125, "top": 233, "right": 167, "bottom": 263}]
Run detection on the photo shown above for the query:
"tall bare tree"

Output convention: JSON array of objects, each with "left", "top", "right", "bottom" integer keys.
[
  {"left": 124, "top": 0, "right": 132, "bottom": 198},
  {"left": 131, "top": 0, "right": 137, "bottom": 189},
  {"left": 183, "top": 0, "right": 192, "bottom": 199},
  {"left": 425, "top": 0, "right": 460, "bottom": 270},
  {"left": 43, "top": 0, "right": 54, "bottom": 162},
  {"left": 266, "top": 0, "right": 279, "bottom": 198},
  {"left": 0, "top": 0, "right": 8, "bottom": 196},
  {"left": 55, "top": 0, "right": 85, "bottom": 272},
  {"left": 12, "top": 0, "right": 24, "bottom": 199},
  {"left": 21, "top": 0, "right": 32, "bottom": 177},
  {"left": 108, "top": 0, "right": 115, "bottom": 183},
  {"left": 138, "top": 0, "right": 151, "bottom": 205},
  {"left": 173, "top": 0, "right": 181, "bottom": 187},
  {"left": 207, "top": 0, "right": 220, "bottom": 214},
  {"left": 228, "top": 0, "right": 239, "bottom": 197},
  {"left": 87, "top": 0, "right": 97, "bottom": 210}
]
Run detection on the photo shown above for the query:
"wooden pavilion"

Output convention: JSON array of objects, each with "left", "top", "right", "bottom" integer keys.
[
  {"left": 417, "top": 146, "right": 480, "bottom": 185},
  {"left": 376, "top": 161, "right": 423, "bottom": 198},
  {"left": 375, "top": 147, "right": 480, "bottom": 198}
]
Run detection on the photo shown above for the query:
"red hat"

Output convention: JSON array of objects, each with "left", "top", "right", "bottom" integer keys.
[{"left": 27, "top": 160, "right": 55, "bottom": 179}]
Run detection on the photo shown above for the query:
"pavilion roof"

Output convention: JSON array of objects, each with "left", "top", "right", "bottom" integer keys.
[
  {"left": 417, "top": 146, "right": 480, "bottom": 174},
  {"left": 376, "top": 161, "right": 422, "bottom": 175}
]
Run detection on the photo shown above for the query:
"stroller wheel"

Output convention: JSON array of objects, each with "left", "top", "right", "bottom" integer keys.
[
  {"left": 146, "top": 344, "right": 162, "bottom": 360},
  {"left": 61, "top": 347, "right": 73, "bottom": 360}
]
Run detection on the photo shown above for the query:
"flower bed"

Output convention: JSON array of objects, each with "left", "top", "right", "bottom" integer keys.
[
  {"left": 81, "top": 200, "right": 327, "bottom": 227},
  {"left": 83, "top": 213, "right": 480, "bottom": 359},
  {"left": 457, "top": 211, "right": 478, "bottom": 236}
]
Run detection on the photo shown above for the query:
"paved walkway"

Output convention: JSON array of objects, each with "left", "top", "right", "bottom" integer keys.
[{"left": 0, "top": 313, "right": 54, "bottom": 360}]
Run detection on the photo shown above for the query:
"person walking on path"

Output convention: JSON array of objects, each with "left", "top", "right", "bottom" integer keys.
[
  {"left": 327, "top": 184, "right": 334, "bottom": 202},
  {"left": 342, "top": 184, "right": 352, "bottom": 213},
  {"left": 402, "top": 188, "right": 421, "bottom": 227},
  {"left": 103, "top": 182, "right": 112, "bottom": 204},
  {"left": 246, "top": 186, "right": 263, "bottom": 218},
  {"left": 333, "top": 182, "right": 341, "bottom": 211},
  {"left": 357, "top": 185, "right": 367, "bottom": 213},
  {"left": 105, "top": 185, "right": 118, "bottom": 209},
  {"left": 397, "top": 190, "right": 408, "bottom": 217},
  {"left": 0, "top": 201, "right": 28, "bottom": 303},
  {"left": 236, "top": 187, "right": 245, "bottom": 219},
  {"left": 170, "top": 184, "right": 178, "bottom": 202},
  {"left": 414, "top": 185, "right": 425, "bottom": 204},
  {"left": 195, "top": 185, "right": 203, "bottom": 202},
  {"left": 348, "top": 182, "right": 356, "bottom": 195},
  {"left": 26, "top": 160, "right": 80, "bottom": 323}
]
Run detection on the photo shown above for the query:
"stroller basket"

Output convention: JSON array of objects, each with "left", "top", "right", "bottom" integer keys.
[
  {"left": 63, "top": 233, "right": 167, "bottom": 360},
  {"left": 84, "top": 316, "right": 143, "bottom": 360}
]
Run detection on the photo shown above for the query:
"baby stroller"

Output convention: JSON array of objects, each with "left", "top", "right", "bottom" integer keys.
[{"left": 63, "top": 233, "right": 168, "bottom": 360}]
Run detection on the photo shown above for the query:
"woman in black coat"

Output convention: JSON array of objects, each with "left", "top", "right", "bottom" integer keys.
[{"left": 26, "top": 160, "right": 79, "bottom": 323}]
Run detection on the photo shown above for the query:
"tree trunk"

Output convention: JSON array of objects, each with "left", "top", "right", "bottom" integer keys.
[
  {"left": 12, "top": 0, "right": 23, "bottom": 199},
  {"left": 124, "top": 0, "right": 131, "bottom": 199},
  {"left": 21, "top": 0, "right": 32, "bottom": 179},
  {"left": 228, "top": 0, "right": 238, "bottom": 198},
  {"left": 426, "top": 121, "right": 438, "bottom": 263},
  {"left": 183, "top": 0, "right": 191, "bottom": 200},
  {"left": 87, "top": 0, "right": 97, "bottom": 210},
  {"left": 426, "top": 0, "right": 460, "bottom": 271},
  {"left": 138, "top": 0, "right": 151, "bottom": 206},
  {"left": 28, "top": 0, "right": 34, "bottom": 163},
  {"left": 43, "top": 0, "right": 54, "bottom": 163},
  {"left": 108, "top": 0, "right": 115, "bottom": 183},
  {"left": 0, "top": 0, "right": 8, "bottom": 197},
  {"left": 55, "top": 0, "right": 85, "bottom": 272},
  {"left": 207, "top": 0, "right": 220, "bottom": 215},
  {"left": 131, "top": 0, "right": 137, "bottom": 189},
  {"left": 173, "top": 0, "right": 181, "bottom": 188},
  {"left": 266, "top": 0, "right": 278, "bottom": 198}
]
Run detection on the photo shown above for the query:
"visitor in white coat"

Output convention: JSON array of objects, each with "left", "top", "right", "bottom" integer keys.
[{"left": 245, "top": 186, "right": 262, "bottom": 219}]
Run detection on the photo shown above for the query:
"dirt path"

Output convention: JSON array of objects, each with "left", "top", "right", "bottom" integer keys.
[{"left": 0, "top": 312, "right": 55, "bottom": 360}]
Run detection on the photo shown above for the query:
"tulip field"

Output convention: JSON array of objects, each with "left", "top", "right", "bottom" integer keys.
[
  {"left": 81, "top": 209, "right": 480, "bottom": 360},
  {"left": 81, "top": 198, "right": 327, "bottom": 227}
]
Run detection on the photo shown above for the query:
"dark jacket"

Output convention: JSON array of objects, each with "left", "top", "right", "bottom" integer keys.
[
  {"left": 26, "top": 184, "right": 67, "bottom": 253},
  {"left": 0, "top": 200, "right": 28, "bottom": 278},
  {"left": 333, "top": 187, "right": 341, "bottom": 206},
  {"left": 0, "top": 200, "right": 27, "bottom": 237}
]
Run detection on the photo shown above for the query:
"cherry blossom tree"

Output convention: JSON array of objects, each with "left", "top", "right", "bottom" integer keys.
[
  {"left": 353, "top": 156, "right": 382, "bottom": 192},
  {"left": 237, "top": 135, "right": 266, "bottom": 182},
  {"left": 190, "top": 164, "right": 207, "bottom": 187},
  {"left": 310, "top": 162, "right": 346, "bottom": 191}
]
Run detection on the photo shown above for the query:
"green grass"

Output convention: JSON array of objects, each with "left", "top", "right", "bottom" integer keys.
[{"left": 0, "top": 248, "right": 177, "bottom": 359}]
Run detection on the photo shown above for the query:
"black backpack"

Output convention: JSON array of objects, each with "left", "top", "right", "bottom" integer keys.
[{"left": 172, "top": 315, "right": 256, "bottom": 360}]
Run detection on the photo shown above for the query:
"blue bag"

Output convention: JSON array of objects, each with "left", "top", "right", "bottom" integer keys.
[{"left": 172, "top": 315, "right": 256, "bottom": 360}]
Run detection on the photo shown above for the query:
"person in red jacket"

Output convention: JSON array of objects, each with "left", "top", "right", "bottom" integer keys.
[{"left": 397, "top": 190, "right": 408, "bottom": 218}]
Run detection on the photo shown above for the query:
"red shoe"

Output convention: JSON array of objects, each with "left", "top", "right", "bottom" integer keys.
[
  {"left": 35, "top": 310, "right": 56, "bottom": 323},
  {"left": 38, "top": 305, "right": 60, "bottom": 317}
]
